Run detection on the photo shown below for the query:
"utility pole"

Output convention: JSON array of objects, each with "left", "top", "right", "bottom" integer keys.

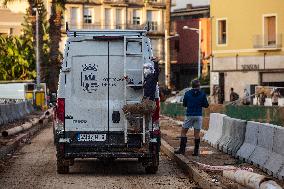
[
  {"left": 165, "top": 0, "right": 171, "bottom": 89},
  {"left": 198, "top": 20, "right": 201, "bottom": 79},
  {"left": 36, "top": 8, "right": 40, "bottom": 89}
]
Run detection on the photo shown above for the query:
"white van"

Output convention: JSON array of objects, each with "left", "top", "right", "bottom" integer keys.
[{"left": 54, "top": 29, "right": 160, "bottom": 174}]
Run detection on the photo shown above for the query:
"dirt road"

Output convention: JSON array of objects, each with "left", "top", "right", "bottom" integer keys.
[{"left": 0, "top": 124, "right": 197, "bottom": 189}]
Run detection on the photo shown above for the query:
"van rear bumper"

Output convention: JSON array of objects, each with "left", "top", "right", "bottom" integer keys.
[
  {"left": 56, "top": 131, "right": 160, "bottom": 159},
  {"left": 64, "top": 151, "right": 152, "bottom": 159}
]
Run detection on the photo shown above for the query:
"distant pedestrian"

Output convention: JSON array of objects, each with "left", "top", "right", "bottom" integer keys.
[
  {"left": 271, "top": 89, "right": 281, "bottom": 106},
  {"left": 259, "top": 92, "right": 267, "bottom": 106},
  {"left": 174, "top": 79, "right": 209, "bottom": 156},
  {"left": 212, "top": 85, "right": 219, "bottom": 104},
  {"left": 230, "top": 88, "right": 239, "bottom": 102},
  {"left": 242, "top": 89, "right": 250, "bottom": 105}
]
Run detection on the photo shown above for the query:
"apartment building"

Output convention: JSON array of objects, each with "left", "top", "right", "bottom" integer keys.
[
  {"left": 0, "top": 0, "right": 28, "bottom": 36},
  {"left": 170, "top": 4, "right": 210, "bottom": 90},
  {"left": 60, "top": 0, "right": 166, "bottom": 61},
  {"left": 211, "top": 0, "right": 284, "bottom": 102}
]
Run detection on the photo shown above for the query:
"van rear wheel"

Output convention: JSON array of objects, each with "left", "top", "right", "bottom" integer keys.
[
  {"left": 57, "top": 158, "right": 69, "bottom": 174},
  {"left": 145, "top": 153, "right": 159, "bottom": 174},
  {"left": 145, "top": 165, "right": 158, "bottom": 174}
]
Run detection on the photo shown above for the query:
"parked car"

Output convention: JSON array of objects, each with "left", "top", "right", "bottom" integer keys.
[{"left": 53, "top": 29, "right": 161, "bottom": 174}]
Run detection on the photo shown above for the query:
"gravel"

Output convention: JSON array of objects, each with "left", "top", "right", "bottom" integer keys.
[{"left": 0, "top": 123, "right": 198, "bottom": 189}]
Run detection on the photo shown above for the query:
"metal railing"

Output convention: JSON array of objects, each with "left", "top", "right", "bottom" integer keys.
[
  {"left": 253, "top": 34, "right": 282, "bottom": 49},
  {"left": 103, "top": 0, "right": 127, "bottom": 3},
  {"left": 126, "top": 0, "right": 144, "bottom": 5},
  {"left": 65, "top": 22, "right": 102, "bottom": 30},
  {"left": 127, "top": 22, "right": 163, "bottom": 33}
]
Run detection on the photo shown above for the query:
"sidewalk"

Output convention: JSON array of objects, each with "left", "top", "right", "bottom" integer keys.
[{"left": 160, "top": 116, "right": 284, "bottom": 188}]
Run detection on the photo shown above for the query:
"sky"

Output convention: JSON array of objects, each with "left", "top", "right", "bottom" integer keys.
[{"left": 174, "top": 0, "right": 210, "bottom": 10}]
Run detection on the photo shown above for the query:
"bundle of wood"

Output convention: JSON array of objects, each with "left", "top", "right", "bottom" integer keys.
[{"left": 122, "top": 99, "right": 156, "bottom": 115}]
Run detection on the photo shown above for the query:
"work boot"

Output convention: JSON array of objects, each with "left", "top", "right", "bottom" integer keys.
[
  {"left": 174, "top": 137, "right": 187, "bottom": 155},
  {"left": 192, "top": 138, "right": 200, "bottom": 156}
]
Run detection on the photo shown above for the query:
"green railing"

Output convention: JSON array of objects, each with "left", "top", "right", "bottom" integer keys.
[
  {"left": 225, "top": 105, "right": 283, "bottom": 126},
  {"left": 161, "top": 102, "right": 284, "bottom": 126}
]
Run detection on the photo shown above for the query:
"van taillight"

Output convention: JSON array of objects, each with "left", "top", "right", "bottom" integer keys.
[
  {"left": 56, "top": 98, "right": 65, "bottom": 122},
  {"left": 152, "top": 98, "right": 160, "bottom": 123}
]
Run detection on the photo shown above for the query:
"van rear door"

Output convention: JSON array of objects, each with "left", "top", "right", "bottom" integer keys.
[{"left": 64, "top": 38, "right": 129, "bottom": 141}]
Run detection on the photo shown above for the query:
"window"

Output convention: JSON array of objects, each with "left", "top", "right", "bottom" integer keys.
[
  {"left": 151, "top": 38, "right": 160, "bottom": 57},
  {"left": 9, "top": 28, "right": 13, "bottom": 35},
  {"left": 217, "top": 19, "right": 227, "bottom": 45},
  {"left": 70, "top": 7, "right": 79, "bottom": 25},
  {"left": 116, "top": 9, "right": 122, "bottom": 29},
  {"left": 264, "top": 16, "right": 276, "bottom": 46},
  {"left": 133, "top": 10, "right": 141, "bottom": 25},
  {"left": 147, "top": 10, "right": 158, "bottom": 31},
  {"left": 105, "top": 8, "right": 111, "bottom": 29},
  {"left": 83, "top": 8, "right": 92, "bottom": 24}
]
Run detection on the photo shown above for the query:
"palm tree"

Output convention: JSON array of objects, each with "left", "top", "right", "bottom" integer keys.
[{"left": 48, "top": 0, "right": 66, "bottom": 94}]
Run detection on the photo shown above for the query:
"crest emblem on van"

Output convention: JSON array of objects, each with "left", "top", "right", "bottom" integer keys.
[{"left": 81, "top": 64, "right": 99, "bottom": 93}]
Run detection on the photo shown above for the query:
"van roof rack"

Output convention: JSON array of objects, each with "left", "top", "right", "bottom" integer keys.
[
  {"left": 65, "top": 22, "right": 147, "bottom": 37},
  {"left": 67, "top": 29, "right": 147, "bottom": 37}
]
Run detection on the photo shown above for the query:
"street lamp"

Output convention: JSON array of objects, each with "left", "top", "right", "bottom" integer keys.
[
  {"left": 183, "top": 21, "right": 202, "bottom": 79},
  {"left": 165, "top": 31, "right": 179, "bottom": 89},
  {"left": 33, "top": 7, "right": 40, "bottom": 89}
]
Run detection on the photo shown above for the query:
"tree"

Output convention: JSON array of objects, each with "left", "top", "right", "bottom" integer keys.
[
  {"left": 0, "top": 0, "right": 49, "bottom": 81},
  {"left": 48, "top": 0, "right": 66, "bottom": 93},
  {"left": 0, "top": 35, "right": 36, "bottom": 80}
]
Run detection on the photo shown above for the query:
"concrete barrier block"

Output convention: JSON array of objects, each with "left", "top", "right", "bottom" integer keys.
[
  {"left": 0, "top": 105, "right": 9, "bottom": 125},
  {"left": 0, "top": 105, "right": 4, "bottom": 125},
  {"left": 202, "top": 113, "right": 227, "bottom": 148},
  {"left": 20, "top": 102, "right": 27, "bottom": 116},
  {"left": 248, "top": 123, "right": 275, "bottom": 169},
  {"left": 6, "top": 104, "right": 15, "bottom": 122},
  {"left": 24, "top": 101, "right": 31, "bottom": 114},
  {"left": 217, "top": 116, "right": 233, "bottom": 151},
  {"left": 278, "top": 167, "right": 284, "bottom": 180},
  {"left": 12, "top": 103, "right": 21, "bottom": 120},
  {"left": 17, "top": 102, "right": 24, "bottom": 118},
  {"left": 223, "top": 118, "right": 246, "bottom": 156},
  {"left": 27, "top": 101, "right": 34, "bottom": 113},
  {"left": 236, "top": 121, "right": 259, "bottom": 162},
  {"left": 217, "top": 117, "right": 246, "bottom": 156},
  {"left": 263, "top": 126, "right": 284, "bottom": 178}
]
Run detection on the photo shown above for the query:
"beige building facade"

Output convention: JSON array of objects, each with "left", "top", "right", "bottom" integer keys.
[
  {"left": 210, "top": 0, "right": 284, "bottom": 102},
  {"left": 0, "top": 0, "right": 28, "bottom": 36},
  {"left": 58, "top": 0, "right": 166, "bottom": 60}
]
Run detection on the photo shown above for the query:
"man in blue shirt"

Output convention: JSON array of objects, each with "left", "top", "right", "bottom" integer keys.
[{"left": 175, "top": 80, "right": 209, "bottom": 156}]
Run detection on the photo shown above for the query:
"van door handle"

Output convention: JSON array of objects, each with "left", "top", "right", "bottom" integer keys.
[{"left": 62, "top": 67, "right": 71, "bottom": 73}]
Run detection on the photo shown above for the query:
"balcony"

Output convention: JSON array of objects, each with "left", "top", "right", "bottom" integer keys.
[
  {"left": 103, "top": 0, "right": 127, "bottom": 5},
  {"left": 145, "top": 0, "right": 166, "bottom": 8},
  {"left": 126, "top": 0, "right": 144, "bottom": 6},
  {"left": 126, "top": 22, "right": 164, "bottom": 35},
  {"left": 253, "top": 34, "right": 282, "bottom": 51},
  {"left": 65, "top": 0, "right": 101, "bottom": 4}
]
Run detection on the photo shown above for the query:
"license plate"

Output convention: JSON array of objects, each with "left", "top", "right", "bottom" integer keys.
[{"left": 77, "top": 134, "right": 106, "bottom": 142}]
